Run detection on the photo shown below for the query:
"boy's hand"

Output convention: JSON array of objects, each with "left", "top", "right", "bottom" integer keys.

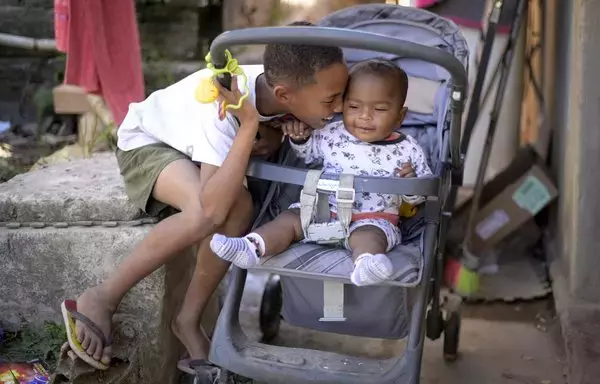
[
  {"left": 282, "top": 119, "right": 312, "bottom": 141},
  {"left": 213, "top": 76, "right": 258, "bottom": 126}
]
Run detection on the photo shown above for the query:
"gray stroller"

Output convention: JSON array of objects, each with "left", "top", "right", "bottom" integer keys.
[{"left": 207, "top": 4, "right": 468, "bottom": 384}]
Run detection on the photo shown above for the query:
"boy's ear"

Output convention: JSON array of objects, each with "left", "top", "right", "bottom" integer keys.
[{"left": 273, "top": 84, "right": 293, "bottom": 104}]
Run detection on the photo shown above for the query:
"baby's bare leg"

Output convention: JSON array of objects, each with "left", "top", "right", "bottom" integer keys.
[
  {"left": 347, "top": 225, "right": 394, "bottom": 286},
  {"left": 210, "top": 209, "right": 303, "bottom": 268},
  {"left": 347, "top": 225, "right": 388, "bottom": 260},
  {"left": 253, "top": 209, "right": 303, "bottom": 255}
]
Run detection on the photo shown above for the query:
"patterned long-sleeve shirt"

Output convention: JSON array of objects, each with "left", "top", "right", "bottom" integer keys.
[{"left": 290, "top": 121, "right": 432, "bottom": 224}]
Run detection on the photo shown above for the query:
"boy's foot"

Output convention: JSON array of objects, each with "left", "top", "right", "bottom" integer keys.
[
  {"left": 73, "top": 287, "right": 115, "bottom": 364},
  {"left": 351, "top": 253, "right": 393, "bottom": 286},
  {"left": 210, "top": 234, "right": 261, "bottom": 269}
]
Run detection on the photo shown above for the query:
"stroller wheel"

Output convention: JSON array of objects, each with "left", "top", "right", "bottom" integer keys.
[
  {"left": 443, "top": 311, "right": 461, "bottom": 362},
  {"left": 259, "top": 274, "right": 282, "bottom": 343},
  {"left": 426, "top": 308, "right": 444, "bottom": 340}
]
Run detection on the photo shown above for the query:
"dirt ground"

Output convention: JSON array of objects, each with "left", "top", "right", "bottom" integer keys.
[{"left": 421, "top": 302, "right": 565, "bottom": 384}]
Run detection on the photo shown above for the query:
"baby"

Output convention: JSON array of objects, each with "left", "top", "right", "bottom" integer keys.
[{"left": 210, "top": 58, "right": 432, "bottom": 286}]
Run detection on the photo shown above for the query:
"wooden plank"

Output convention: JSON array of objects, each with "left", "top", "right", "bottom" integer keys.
[
  {"left": 519, "top": 0, "right": 543, "bottom": 147},
  {"left": 538, "top": 0, "right": 557, "bottom": 162}
]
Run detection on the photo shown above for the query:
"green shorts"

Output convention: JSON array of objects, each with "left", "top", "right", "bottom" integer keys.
[{"left": 116, "top": 143, "right": 189, "bottom": 217}]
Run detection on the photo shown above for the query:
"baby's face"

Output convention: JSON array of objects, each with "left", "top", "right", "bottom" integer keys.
[{"left": 342, "top": 74, "right": 407, "bottom": 142}]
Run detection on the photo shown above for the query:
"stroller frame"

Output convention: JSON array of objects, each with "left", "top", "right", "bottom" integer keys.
[{"left": 207, "top": 21, "right": 468, "bottom": 384}]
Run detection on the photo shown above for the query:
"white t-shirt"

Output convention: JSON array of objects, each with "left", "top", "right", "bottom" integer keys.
[{"left": 117, "top": 65, "right": 280, "bottom": 167}]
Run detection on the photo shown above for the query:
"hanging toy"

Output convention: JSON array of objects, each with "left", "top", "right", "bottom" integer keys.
[
  {"left": 195, "top": 75, "right": 220, "bottom": 104},
  {"left": 195, "top": 49, "right": 250, "bottom": 121},
  {"left": 399, "top": 200, "right": 418, "bottom": 218}
]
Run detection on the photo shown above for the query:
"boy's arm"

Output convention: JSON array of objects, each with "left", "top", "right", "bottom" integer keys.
[
  {"left": 198, "top": 76, "right": 260, "bottom": 226},
  {"left": 199, "top": 118, "right": 259, "bottom": 226}
]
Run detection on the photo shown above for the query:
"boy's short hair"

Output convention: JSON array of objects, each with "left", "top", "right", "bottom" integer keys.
[
  {"left": 349, "top": 58, "right": 409, "bottom": 104},
  {"left": 263, "top": 21, "right": 344, "bottom": 88}
]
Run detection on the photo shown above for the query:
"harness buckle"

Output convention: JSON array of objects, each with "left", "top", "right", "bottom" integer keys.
[{"left": 335, "top": 186, "right": 355, "bottom": 205}]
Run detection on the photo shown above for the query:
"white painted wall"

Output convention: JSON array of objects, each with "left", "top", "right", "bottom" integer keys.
[{"left": 461, "top": 25, "right": 525, "bottom": 186}]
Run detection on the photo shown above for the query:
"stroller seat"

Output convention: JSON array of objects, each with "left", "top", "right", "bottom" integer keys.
[
  {"left": 252, "top": 228, "right": 426, "bottom": 340},
  {"left": 243, "top": 157, "right": 434, "bottom": 340},
  {"left": 257, "top": 239, "right": 423, "bottom": 287}
]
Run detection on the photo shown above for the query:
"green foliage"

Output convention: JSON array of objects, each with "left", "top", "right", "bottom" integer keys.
[
  {"left": 0, "top": 322, "right": 66, "bottom": 369},
  {"left": 143, "top": 45, "right": 176, "bottom": 93},
  {"left": 31, "top": 87, "right": 54, "bottom": 126},
  {"left": 0, "top": 158, "right": 22, "bottom": 183}
]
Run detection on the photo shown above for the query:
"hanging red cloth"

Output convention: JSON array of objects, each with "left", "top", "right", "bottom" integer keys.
[
  {"left": 413, "top": 0, "right": 442, "bottom": 8},
  {"left": 54, "top": 0, "right": 69, "bottom": 52},
  {"left": 53, "top": 0, "right": 145, "bottom": 126}
]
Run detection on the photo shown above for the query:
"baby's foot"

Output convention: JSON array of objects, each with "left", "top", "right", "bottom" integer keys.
[
  {"left": 210, "top": 234, "right": 260, "bottom": 269},
  {"left": 350, "top": 253, "right": 393, "bottom": 286}
]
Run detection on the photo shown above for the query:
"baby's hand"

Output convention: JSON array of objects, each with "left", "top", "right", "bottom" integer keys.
[
  {"left": 282, "top": 119, "right": 312, "bottom": 141},
  {"left": 394, "top": 162, "right": 416, "bottom": 178}
]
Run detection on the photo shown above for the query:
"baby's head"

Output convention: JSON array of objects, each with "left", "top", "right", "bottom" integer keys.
[{"left": 342, "top": 58, "right": 409, "bottom": 142}]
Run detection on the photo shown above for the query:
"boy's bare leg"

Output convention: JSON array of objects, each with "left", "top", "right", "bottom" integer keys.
[
  {"left": 73, "top": 159, "right": 230, "bottom": 363},
  {"left": 210, "top": 210, "right": 303, "bottom": 267},
  {"left": 172, "top": 187, "right": 254, "bottom": 360},
  {"left": 347, "top": 226, "right": 393, "bottom": 286}
]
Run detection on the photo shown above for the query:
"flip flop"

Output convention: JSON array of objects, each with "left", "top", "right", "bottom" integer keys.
[
  {"left": 60, "top": 299, "right": 112, "bottom": 370},
  {"left": 177, "top": 358, "right": 220, "bottom": 379}
]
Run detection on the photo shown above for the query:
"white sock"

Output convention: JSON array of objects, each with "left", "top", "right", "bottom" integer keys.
[
  {"left": 350, "top": 253, "right": 394, "bottom": 286},
  {"left": 209, "top": 232, "right": 265, "bottom": 269}
]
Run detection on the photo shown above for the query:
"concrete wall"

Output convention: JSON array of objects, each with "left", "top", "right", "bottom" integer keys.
[
  {"left": 547, "top": 0, "right": 600, "bottom": 383},
  {"left": 461, "top": 25, "right": 524, "bottom": 187},
  {"left": 0, "top": 0, "right": 61, "bottom": 124},
  {"left": 0, "top": 0, "right": 223, "bottom": 123},
  {"left": 0, "top": 153, "right": 215, "bottom": 383}
]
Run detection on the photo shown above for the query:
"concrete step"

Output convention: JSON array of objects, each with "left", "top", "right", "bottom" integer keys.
[
  {"left": 0, "top": 153, "right": 140, "bottom": 223},
  {"left": 0, "top": 152, "right": 205, "bottom": 383}
]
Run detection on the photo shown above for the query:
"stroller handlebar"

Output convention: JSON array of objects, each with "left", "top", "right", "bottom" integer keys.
[
  {"left": 210, "top": 26, "right": 466, "bottom": 171},
  {"left": 210, "top": 26, "right": 467, "bottom": 91}
]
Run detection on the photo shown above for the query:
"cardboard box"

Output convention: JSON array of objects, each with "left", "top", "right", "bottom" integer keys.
[{"left": 453, "top": 145, "right": 558, "bottom": 254}]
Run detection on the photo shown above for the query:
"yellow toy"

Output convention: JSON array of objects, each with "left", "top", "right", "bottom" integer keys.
[
  {"left": 399, "top": 200, "right": 418, "bottom": 218},
  {"left": 195, "top": 49, "right": 250, "bottom": 120},
  {"left": 195, "top": 75, "right": 220, "bottom": 104}
]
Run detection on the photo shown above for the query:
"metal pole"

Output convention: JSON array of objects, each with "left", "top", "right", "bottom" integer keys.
[{"left": 462, "top": 0, "right": 528, "bottom": 266}]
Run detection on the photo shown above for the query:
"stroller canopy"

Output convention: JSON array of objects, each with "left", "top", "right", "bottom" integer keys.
[{"left": 319, "top": 4, "right": 469, "bottom": 82}]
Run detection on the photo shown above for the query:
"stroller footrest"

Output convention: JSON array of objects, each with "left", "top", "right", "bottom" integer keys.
[
  {"left": 213, "top": 340, "right": 399, "bottom": 380},
  {"left": 245, "top": 344, "right": 307, "bottom": 367}
]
